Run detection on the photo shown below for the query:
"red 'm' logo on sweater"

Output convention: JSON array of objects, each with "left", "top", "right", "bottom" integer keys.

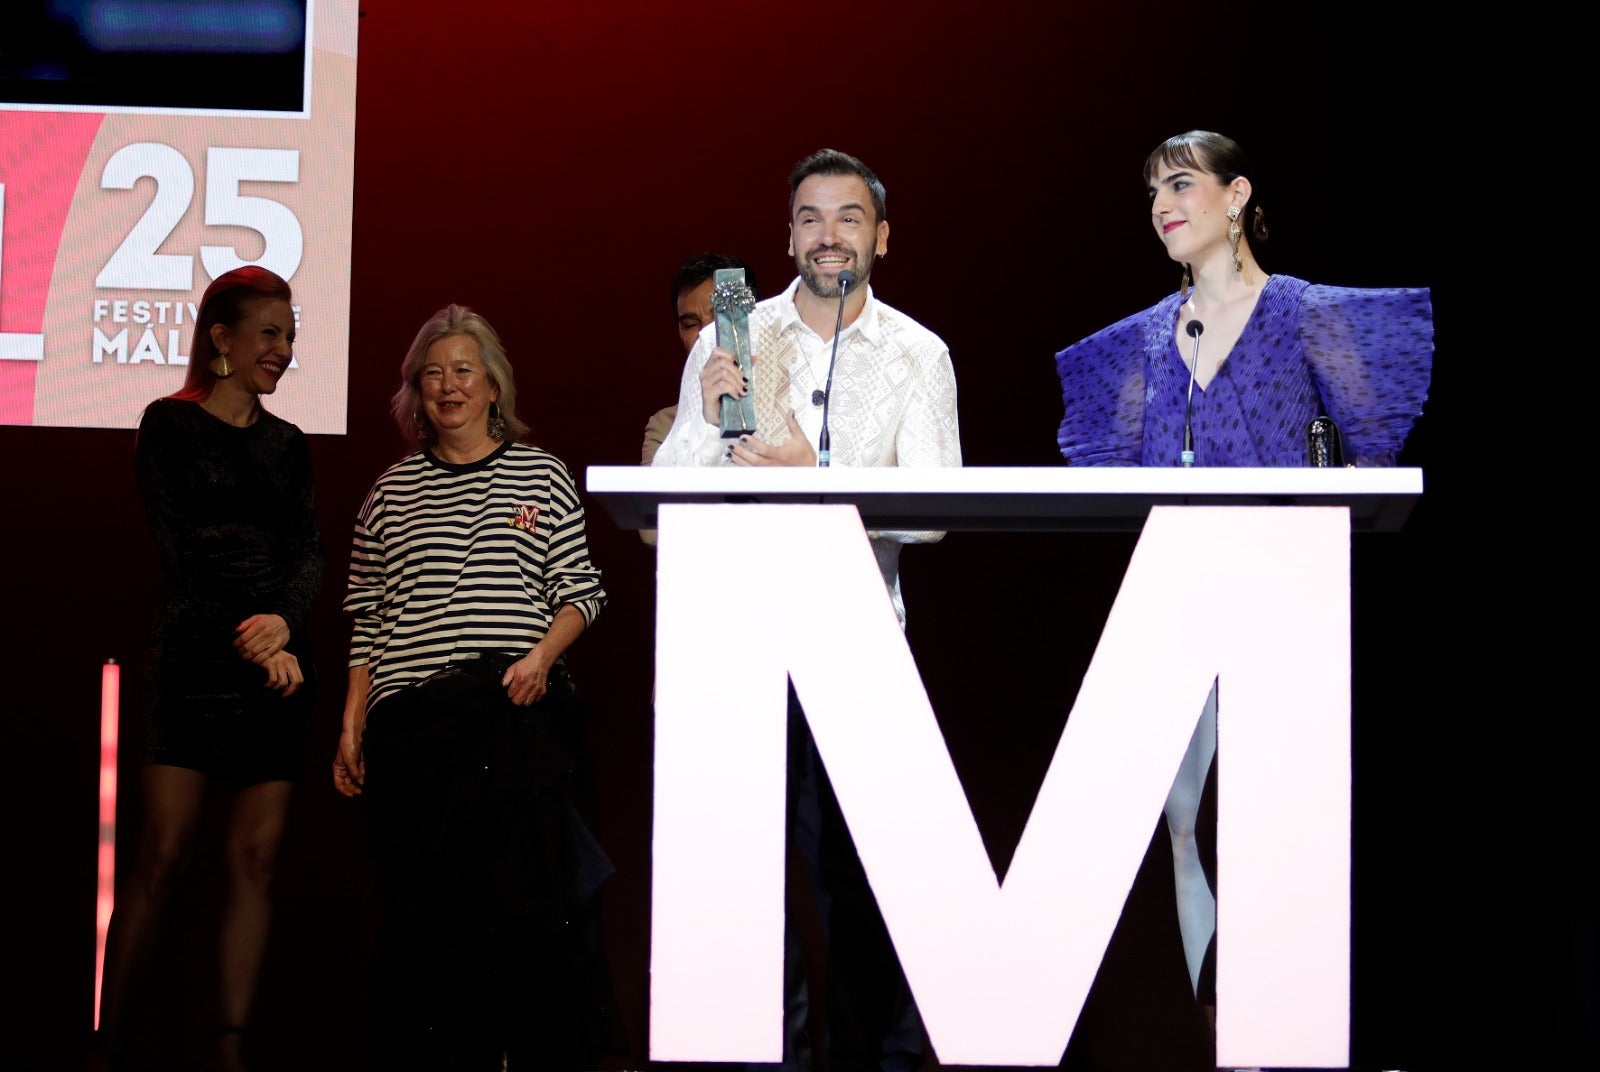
[{"left": 508, "top": 504, "right": 541, "bottom": 532}]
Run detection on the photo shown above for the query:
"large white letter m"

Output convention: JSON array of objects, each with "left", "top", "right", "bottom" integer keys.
[{"left": 651, "top": 503, "right": 1351, "bottom": 1069}]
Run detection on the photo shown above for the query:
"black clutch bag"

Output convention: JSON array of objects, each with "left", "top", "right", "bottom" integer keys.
[{"left": 1306, "top": 415, "right": 1345, "bottom": 467}]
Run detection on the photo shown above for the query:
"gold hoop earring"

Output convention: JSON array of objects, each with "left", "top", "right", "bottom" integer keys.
[
  {"left": 208, "top": 349, "right": 234, "bottom": 378},
  {"left": 1226, "top": 205, "right": 1243, "bottom": 273}
]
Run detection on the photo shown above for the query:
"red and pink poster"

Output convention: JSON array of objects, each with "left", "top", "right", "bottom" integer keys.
[{"left": 0, "top": 0, "right": 355, "bottom": 432}]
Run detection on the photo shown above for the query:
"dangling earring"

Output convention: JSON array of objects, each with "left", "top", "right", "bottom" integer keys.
[
  {"left": 208, "top": 349, "right": 234, "bottom": 378},
  {"left": 1226, "top": 204, "right": 1243, "bottom": 273},
  {"left": 1179, "top": 264, "right": 1193, "bottom": 302},
  {"left": 487, "top": 401, "right": 506, "bottom": 440},
  {"left": 413, "top": 410, "right": 432, "bottom": 443}
]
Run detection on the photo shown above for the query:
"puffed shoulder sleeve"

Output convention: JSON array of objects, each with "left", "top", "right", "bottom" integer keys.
[
  {"left": 1300, "top": 285, "right": 1434, "bottom": 466},
  {"left": 1055, "top": 308, "right": 1151, "bottom": 466}
]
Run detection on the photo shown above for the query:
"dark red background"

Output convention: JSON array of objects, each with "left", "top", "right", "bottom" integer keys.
[{"left": 3, "top": 2, "right": 1584, "bottom": 1070}]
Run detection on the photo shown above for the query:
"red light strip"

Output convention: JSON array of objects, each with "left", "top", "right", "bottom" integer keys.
[{"left": 94, "top": 659, "right": 119, "bottom": 1030}]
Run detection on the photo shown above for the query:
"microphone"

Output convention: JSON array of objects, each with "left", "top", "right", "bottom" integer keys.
[
  {"left": 1181, "top": 319, "right": 1203, "bottom": 467},
  {"left": 816, "top": 269, "right": 854, "bottom": 467}
]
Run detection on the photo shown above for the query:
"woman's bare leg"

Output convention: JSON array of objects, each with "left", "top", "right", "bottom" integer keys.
[
  {"left": 211, "top": 778, "right": 294, "bottom": 1071},
  {"left": 97, "top": 765, "right": 208, "bottom": 1035}
]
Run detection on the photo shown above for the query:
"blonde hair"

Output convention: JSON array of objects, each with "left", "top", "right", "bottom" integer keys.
[{"left": 390, "top": 304, "right": 529, "bottom": 446}]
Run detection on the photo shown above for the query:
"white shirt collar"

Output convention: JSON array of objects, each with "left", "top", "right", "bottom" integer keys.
[{"left": 773, "top": 275, "right": 884, "bottom": 347}]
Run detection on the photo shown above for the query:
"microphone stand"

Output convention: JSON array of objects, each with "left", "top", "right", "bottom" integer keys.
[
  {"left": 1181, "top": 318, "right": 1204, "bottom": 467},
  {"left": 816, "top": 269, "right": 853, "bottom": 467}
]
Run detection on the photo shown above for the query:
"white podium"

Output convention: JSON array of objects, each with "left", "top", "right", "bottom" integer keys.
[
  {"left": 585, "top": 465, "right": 1422, "bottom": 1070},
  {"left": 586, "top": 464, "right": 1421, "bottom": 533}
]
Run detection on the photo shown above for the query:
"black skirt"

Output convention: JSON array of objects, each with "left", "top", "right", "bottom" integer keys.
[{"left": 142, "top": 626, "right": 315, "bottom": 784}]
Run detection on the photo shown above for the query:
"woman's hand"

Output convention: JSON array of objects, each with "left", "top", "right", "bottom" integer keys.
[
  {"left": 332, "top": 726, "right": 365, "bottom": 798},
  {"left": 503, "top": 646, "right": 556, "bottom": 707},
  {"left": 261, "top": 650, "right": 304, "bottom": 696},
  {"left": 333, "top": 666, "right": 369, "bottom": 798},
  {"left": 234, "top": 613, "right": 291, "bottom": 664}
]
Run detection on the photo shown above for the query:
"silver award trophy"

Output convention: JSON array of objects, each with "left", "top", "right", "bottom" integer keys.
[{"left": 713, "top": 267, "right": 758, "bottom": 438}]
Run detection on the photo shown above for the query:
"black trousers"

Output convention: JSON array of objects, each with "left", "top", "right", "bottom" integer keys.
[{"left": 362, "top": 658, "right": 627, "bottom": 1071}]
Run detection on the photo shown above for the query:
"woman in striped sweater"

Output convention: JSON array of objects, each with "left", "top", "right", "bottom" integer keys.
[{"left": 332, "top": 304, "right": 625, "bottom": 1071}]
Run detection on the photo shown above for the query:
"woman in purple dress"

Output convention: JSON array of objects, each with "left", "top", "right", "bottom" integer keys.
[
  {"left": 1055, "top": 129, "right": 1432, "bottom": 468},
  {"left": 1053, "top": 130, "right": 1434, "bottom": 1054}
]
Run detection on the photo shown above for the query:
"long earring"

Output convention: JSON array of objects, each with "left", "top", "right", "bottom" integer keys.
[
  {"left": 1179, "top": 264, "right": 1193, "bottom": 302},
  {"left": 487, "top": 401, "right": 506, "bottom": 440},
  {"left": 208, "top": 348, "right": 234, "bottom": 378},
  {"left": 1226, "top": 204, "right": 1243, "bottom": 273},
  {"left": 413, "top": 410, "right": 432, "bottom": 443}
]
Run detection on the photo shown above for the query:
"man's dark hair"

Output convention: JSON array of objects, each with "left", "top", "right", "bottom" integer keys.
[
  {"left": 787, "top": 148, "right": 887, "bottom": 226},
  {"left": 671, "top": 251, "right": 756, "bottom": 307}
]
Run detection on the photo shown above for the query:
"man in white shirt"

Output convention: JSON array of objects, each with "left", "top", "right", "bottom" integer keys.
[
  {"left": 652, "top": 147, "right": 961, "bottom": 1072},
  {"left": 652, "top": 148, "right": 961, "bottom": 624}
]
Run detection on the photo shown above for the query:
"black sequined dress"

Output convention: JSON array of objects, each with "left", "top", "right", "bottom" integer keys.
[{"left": 134, "top": 397, "right": 324, "bottom": 783}]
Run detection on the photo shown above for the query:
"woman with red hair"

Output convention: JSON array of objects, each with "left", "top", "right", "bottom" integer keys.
[{"left": 96, "top": 266, "right": 324, "bottom": 1072}]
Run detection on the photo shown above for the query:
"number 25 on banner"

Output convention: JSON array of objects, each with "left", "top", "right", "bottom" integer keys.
[
  {"left": 0, "top": 182, "right": 45, "bottom": 362},
  {"left": 97, "top": 143, "right": 304, "bottom": 290}
]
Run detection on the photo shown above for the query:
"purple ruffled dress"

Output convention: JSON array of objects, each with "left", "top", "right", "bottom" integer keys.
[{"left": 1055, "top": 274, "right": 1433, "bottom": 467}]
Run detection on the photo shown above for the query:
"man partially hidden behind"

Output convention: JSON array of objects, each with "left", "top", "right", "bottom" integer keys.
[
  {"left": 639, "top": 252, "right": 758, "bottom": 548},
  {"left": 653, "top": 147, "right": 962, "bottom": 1072},
  {"left": 641, "top": 251, "right": 759, "bottom": 466}
]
